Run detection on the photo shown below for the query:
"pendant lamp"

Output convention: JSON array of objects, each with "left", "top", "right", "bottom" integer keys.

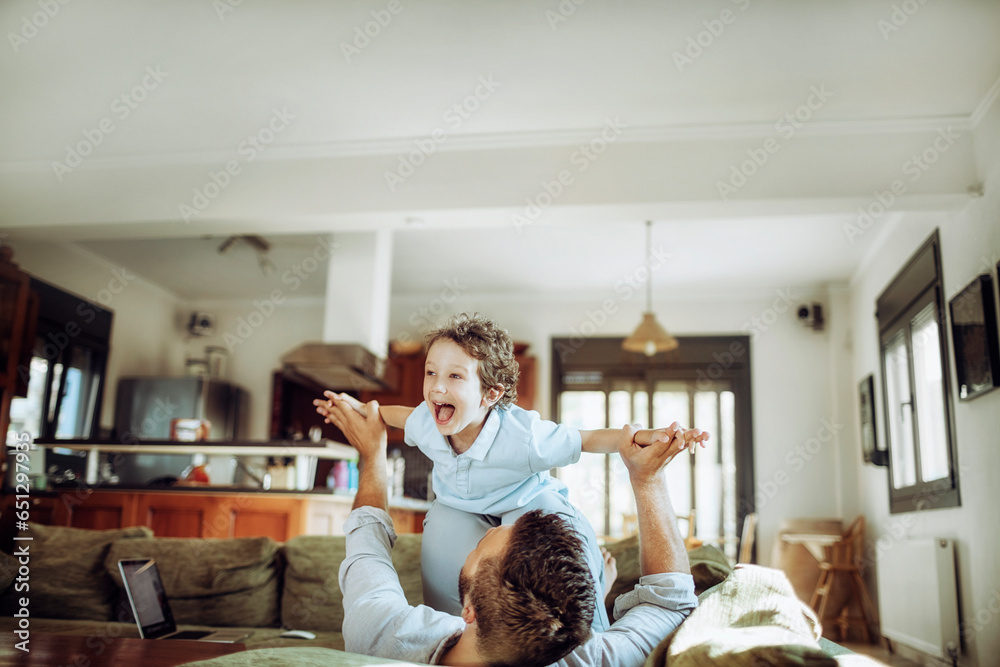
[{"left": 622, "top": 221, "right": 678, "bottom": 356}]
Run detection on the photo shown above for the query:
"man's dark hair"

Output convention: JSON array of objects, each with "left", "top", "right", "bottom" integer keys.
[{"left": 468, "top": 510, "right": 595, "bottom": 667}]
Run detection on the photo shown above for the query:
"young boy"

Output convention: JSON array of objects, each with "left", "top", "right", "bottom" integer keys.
[{"left": 315, "top": 313, "right": 708, "bottom": 631}]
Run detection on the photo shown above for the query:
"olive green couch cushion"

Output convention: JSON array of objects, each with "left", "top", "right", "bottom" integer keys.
[
  {"left": 105, "top": 535, "right": 282, "bottom": 628},
  {"left": 281, "top": 532, "right": 424, "bottom": 632},
  {"left": 0, "top": 523, "right": 153, "bottom": 621}
]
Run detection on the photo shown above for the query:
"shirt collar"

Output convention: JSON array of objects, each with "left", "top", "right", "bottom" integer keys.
[{"left": 461, "top": 408, "right": 501, "bottom": 461}]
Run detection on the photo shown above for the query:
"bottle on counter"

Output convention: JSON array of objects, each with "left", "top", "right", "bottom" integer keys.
[
  {"left": 387, "top": 450, "right": 405, "bottom": 498},
  {"left": 329, "top": 460, "right": 349, "bottom": 494},
  {"left": 347, "top": 459, "right": 359, "bottom": 492}
]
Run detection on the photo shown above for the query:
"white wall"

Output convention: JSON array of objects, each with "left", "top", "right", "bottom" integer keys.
[
  {"left": 182, "top": 297, "right": 325, "bottom": 440},
  {"left": 844, "top": 97, "right": 1000, "bottom": 666},
  {"left": 9, "top": 241, "right": 186, "bottom": 432},
  {"left": 390, "top": 284, "right": 844, "bottom": 567}
]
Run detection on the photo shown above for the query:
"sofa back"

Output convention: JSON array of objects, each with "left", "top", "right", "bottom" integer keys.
[
  {"left": 0, "top": 523, "right": 424, "bottom": 633},
  {"left": 281, "top": 532, "right": 424, "bottom": 632}
]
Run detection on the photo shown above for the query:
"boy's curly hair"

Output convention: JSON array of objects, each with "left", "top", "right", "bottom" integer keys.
[
  {"left": 425, "top": 313, "right": 519, "bottom": 409},
  {"left": 469, "top": 510, "right": 595, "bottom": 666}
]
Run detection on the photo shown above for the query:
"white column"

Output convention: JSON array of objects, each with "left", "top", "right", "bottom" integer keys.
[{"left": 322, "top": 230, "right": 393, "bottom": 357}]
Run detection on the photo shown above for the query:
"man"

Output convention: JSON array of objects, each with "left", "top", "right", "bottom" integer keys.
[{"left": 328, "top": 399, "right": 698, "bottom": 667}]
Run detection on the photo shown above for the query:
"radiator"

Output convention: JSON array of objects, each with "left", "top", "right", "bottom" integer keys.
[{"left": 876, "top": 537, "right": 960, "bottom": 659}]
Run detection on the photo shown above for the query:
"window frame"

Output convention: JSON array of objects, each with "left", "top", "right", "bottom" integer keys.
[
  {"left": 551, "top": 335, "right": 755, "bottom": 556},
  {"left": 875, "top": 230, "right": 960, "bottom": 514}
]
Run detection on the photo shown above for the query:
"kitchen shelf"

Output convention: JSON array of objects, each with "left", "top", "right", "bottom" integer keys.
[
  {"left": 33, "top": 440, "right": 357, "bottom": 459},
  {"left": 31, "top": 440, "right": 357, "bottom": 487}
]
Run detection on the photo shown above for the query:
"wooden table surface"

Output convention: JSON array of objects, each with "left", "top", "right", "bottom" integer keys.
[{"left": 0, "top": 634, "right": 246, "bottom": 667}]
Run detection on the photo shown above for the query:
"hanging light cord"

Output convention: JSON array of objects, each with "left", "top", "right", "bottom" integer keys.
[{"left": 645, "top": 220, "right": 652, "bottom": 312}]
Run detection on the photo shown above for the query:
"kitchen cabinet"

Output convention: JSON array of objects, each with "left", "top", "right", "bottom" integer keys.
[{"left": 2, "top": 489, "right": 427, "bottom": 541}]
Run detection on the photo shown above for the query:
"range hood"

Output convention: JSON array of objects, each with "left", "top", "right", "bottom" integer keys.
[
  {"left": 280, "top": 231, "right": 399, "bottom": 393},
  {"left": 281, "top": 342, "right": 398, "bottom": 392}
]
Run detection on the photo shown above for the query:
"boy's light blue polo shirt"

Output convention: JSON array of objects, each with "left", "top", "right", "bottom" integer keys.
[{"left": 404, "top": 403, "right": 582, "bottom": 516}]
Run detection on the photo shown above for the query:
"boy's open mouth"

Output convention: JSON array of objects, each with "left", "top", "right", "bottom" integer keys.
[{"left": 433, "top": 402, "right": 455, "bottom": 424}]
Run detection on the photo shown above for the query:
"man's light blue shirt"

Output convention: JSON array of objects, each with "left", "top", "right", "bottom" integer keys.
[
  {"left": 340, "top": 507, "right": 698, "bottom": 666},
  {"left": 404, "top": 403, "right": 582, "bottom": 515}
]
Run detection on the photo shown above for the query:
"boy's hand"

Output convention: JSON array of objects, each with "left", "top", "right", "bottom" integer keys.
[{"left": 643, "top": 422, "right": 710, "bottom": 453}]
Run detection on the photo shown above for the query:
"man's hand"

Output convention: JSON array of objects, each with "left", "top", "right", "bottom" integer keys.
[
  {"left": 619, "top": 422, "right": 691, "bottom": 576},
  {"left": 319, "top": 399, "right": 391, "bottom": 511},
  {"left": 323, "top": 399, "right": 387, "bottom": 461},
  {"left": 618, "top": 422, "right": 688, "bottom": 483}
]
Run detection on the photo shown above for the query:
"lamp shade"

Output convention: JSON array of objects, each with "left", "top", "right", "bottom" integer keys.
[{"left": 622, "top": 312, "right": 679, "bottom": 356}]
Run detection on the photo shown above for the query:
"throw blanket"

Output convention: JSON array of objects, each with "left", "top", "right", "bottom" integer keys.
[{"left": 645, "top": 564, "right": 836, "bottom": 667}]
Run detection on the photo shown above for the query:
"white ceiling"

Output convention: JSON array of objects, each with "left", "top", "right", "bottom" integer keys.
[{"left": 2, "top": 0, "right": 998, "bottom": 300}]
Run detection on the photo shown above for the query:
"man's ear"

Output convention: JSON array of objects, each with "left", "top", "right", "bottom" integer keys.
[
  {"left": 482, "top": 384, "right": 504, "bottom": 407},
  {"left": 461, "top": 599, "right": 477, "bottom": 626}
]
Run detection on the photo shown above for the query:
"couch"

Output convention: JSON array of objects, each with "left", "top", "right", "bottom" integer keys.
[{"left": 0, "top": 523, "right": 878, "bottom": 666}]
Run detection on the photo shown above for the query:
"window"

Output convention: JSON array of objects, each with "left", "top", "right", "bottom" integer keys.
[
  {"left": 7, "top": 278, "right": 112, "bottom": 444},
  {"left": 876, "top": 230, "right": 960, "bottom": 513},
  {"left": 552, "top": 336, "right": 754, "bottom": 562}
]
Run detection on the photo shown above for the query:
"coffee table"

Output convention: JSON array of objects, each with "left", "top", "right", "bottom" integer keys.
[{"left": 0, "top": 634, "right": 246, "bottom": 667}]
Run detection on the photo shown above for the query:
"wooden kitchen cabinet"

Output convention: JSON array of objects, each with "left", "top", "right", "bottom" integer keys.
[
  {"left": 133, "top": 492, "right": 305, "bottom": 541},
  {"left": 56, "top": 490, "right": 133, "bottom": 531},
  {"left": 4, "top": 489, "right": 424, "bottom": 540}
]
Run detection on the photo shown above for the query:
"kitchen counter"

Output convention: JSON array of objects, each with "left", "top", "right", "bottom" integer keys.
[{"left": 4, "top": 485, "right": 431, "bottom": 540}]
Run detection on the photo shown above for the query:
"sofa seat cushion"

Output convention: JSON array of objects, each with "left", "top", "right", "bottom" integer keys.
[
  {"left": 0, "top": 523, "right": 152, "bottom": 621},
  {"left": 106, "top": 535, "right": 281, "bottom": 628},
  {"left": 282, "top": 532, "right": 423, "bottom": 632}
]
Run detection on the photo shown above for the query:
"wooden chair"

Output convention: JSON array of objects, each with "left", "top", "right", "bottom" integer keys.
[
  {"left": 738, "top": 512, "right": 757, "bottom": 564},
  {"left": 808, "top": 515, "right": 879, "bottom": 643}
]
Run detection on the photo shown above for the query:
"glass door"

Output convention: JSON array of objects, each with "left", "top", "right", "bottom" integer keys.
[{"left": 558, "top": 376, "right": 739, "bottom": 560}]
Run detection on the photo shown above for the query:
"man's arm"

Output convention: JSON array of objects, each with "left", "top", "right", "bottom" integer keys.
[
  {"left": 320, "top": 398, "right": 390, "bottom": 511},
  {"left": 557, "top": 424, "right": 697, "bottom": 666},
  {"left": 618, "top": 423, "right": 690, "bottom": 575},
  {"left": 316, "top": 391, "right": 414, "bottom": 429},
  {"left": 579, "top": 424, "right": 709, "bottom": 455}
]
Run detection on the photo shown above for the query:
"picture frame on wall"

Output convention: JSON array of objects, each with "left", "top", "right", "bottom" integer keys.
[
  {"left": 948, "top": 274, "right": 1000, "bottom": 401},
  {"left": 859, "top": 374, "right": 887, "bottom": 466}
]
